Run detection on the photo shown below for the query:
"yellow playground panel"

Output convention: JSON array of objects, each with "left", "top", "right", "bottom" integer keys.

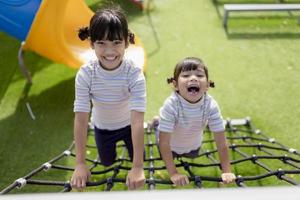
[{"left": 23, "top": 0, "right": 146, "bottom": 71}]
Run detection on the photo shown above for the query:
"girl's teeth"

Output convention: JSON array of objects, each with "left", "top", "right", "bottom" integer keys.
[{"left": 105, "top": 57, "right": 116, "bottom": 61}]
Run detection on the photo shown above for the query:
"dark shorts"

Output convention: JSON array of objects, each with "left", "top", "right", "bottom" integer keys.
[
  {"left": 172, "top": 148, "right": 200, "bottom": 159},
  {"left": 94, "top": 125, "right": 133, "bottom": 166}
]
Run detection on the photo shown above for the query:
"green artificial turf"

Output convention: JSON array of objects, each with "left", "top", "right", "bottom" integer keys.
[{"left": 0, "top": 0, "right": 300, "bottom": 193}]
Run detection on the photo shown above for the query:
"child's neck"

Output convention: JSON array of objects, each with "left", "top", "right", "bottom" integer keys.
[
  {"left": 98, "top": 60, "right": 123, "bottom": 71},
  {"left": 176, "top": 91, "right": 205, "bottom": 104}
]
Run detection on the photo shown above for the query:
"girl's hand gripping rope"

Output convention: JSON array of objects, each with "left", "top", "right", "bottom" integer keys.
[
  {"left": 221, "top": 172, "right": 236, "bottom": 184},
  {"left": 126, "top": 166, "right": 145, "bottom": 190},
  {"left": 70, "top": 164, "right": 91, "bottom": 191},
  {"left": 170, "top": 172, "right": 189, "bottom": 187}
]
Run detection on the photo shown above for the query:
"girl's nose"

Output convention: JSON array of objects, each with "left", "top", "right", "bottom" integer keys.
[
  {"left": 189, "top": 75, "right": 198, "bottom": 81},
  {"left": 104, "top": 47, "right": 114, "bottom": 54},
  {"left": 104, "top": 44, "right": 115, "bottom": 54}
]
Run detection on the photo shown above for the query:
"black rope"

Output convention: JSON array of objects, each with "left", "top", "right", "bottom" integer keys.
[{"left": 1, "top": 117, "right": 300, "bottom": 194}]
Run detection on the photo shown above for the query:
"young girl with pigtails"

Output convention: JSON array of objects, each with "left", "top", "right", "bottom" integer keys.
[
  {"left": 71, "top": 7, "right": 146, "bottom": 190},
  {"left": 157, "top": 57, "right": 236, "bottom": 186}
]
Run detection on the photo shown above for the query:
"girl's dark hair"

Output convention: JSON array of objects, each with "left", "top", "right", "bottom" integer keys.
[
  {"left": 167, "top": 57, "right": 215, "bottom": 88},
  {"left": 78, "top": 6, "right": 135, "bottom": 45}
]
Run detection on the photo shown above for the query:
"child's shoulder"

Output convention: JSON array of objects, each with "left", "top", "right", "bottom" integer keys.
[
  {"left": 83, "top": 59, "right": 98, "bottom": 69},
  {"left": 159, "top": 93, "right": 178, "bottom": 115},
  {"left": 163, "top": 92, "right": 179, "bottom": 106},
  {"left": 205, "top": 94, "right": 214, "bottom": 101},
  {"left": 204, "top": 94, "right": 220, "bottom": 108},
  {"left": 78, "top": 60, "right": 98, "bottom": 75},
  {"left": 123, "top": 58, "right": 143, "bottom": 75}
]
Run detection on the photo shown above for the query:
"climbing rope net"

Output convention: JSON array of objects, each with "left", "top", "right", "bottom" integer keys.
[{"left": 1, "top": 117, "right": 300, "bottom": 194}]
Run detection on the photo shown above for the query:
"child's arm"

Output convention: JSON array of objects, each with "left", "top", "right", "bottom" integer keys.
[
  {"left": 126, "top": 110, "right": 145, "bottom": 190},
  {"left": 159, "top": 132, "right": 189, "bottom": 186},
  {"left": 71, "top": 112, "right": 91, "bottom": 190},
  {"left": 214, "top": 131, "right": 236, "bottom": 184}
]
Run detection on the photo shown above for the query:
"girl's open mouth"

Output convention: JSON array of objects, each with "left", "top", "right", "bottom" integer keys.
[{"left": 187, "top": 85, "right": 200, "bottom": 95}]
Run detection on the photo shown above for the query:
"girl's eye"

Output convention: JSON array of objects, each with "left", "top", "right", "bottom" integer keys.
[
  {"left": 114, "top": 41, "right": 122, "bottom": 45},
  {"left": 96, "top": 41, "right": 105, "bottom": 45}
]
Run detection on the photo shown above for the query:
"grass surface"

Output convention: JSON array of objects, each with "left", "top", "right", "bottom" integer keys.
[{"left": 1, "top": 0, "right": 300, "bottom": 193}]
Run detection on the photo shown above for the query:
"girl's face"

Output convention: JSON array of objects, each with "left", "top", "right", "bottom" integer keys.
[
  {"left": 91, "top": 39, "right": 126, "bottom": 70},
  {"left": 174, "top": 67, "right": 209, "bottom": 103}
]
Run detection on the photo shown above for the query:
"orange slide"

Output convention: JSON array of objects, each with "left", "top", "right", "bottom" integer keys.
[{"left": 23, "top": 0, "right": 146, "bottom": 71}]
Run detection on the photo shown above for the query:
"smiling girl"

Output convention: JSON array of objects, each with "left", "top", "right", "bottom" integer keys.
[
  {"left": 157, "top": 57, "right": 235, "bottom": 186},
  {"left": 71, "top": 7, "right": 146, "bottom": 190}
]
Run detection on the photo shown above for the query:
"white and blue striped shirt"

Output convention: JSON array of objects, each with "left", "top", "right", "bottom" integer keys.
[
  {"left": 74, "top": 59, "right": 146, "bottom": 130},
  {"left": 158, "top": 92, "right": 225, "bottom": 154}
]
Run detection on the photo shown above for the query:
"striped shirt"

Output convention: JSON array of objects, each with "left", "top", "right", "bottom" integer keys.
[
  {"left": 74, "top": 59, "right": 146, "bottom": 130},
  {"left": 158, "top": 92, "right": 225, "bottom": 154}
]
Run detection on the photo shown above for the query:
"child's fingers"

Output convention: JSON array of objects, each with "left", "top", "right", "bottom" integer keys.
[
  {"left": 175, "top": 177, "right": 188, "bottom": 186},
  {"left": 171, "top": 179, "right": 180, "bottom": 186},
  {"left": 171, "top": 174, "right": 190, "bottom": 187},
  {"left": 126, "top": 177, "right": 137, "bottom": 190},
  {"left": 80, "top": 179, "right": 86, "bottom": 188},
  {"left": 71, "top": 178, "right": 84, "bottom": 191},
  {"left": 223, "top": 179, "right": 230, "bottom": 184},
  {"left": 70, "top": 178, "right": 76, "bottom": 188},
  {"left": 221, "top": 173, "right": 236, "bottom": 184},
  {"left": 184, "top": 176, "right": 189, "bottom": 185},
  {"left": 71, "top": 178, "right": 79, "bottom": 189},
  {"left": 180, "top": 178, "right": 186, "bottom": 186},
  {"left": 77, "top": 178, "right": 86, "bottom": 190},
  {"left": 126, "top": 176, "right": 130, "bottom": 188},
  {"left": 222, "top": 176, "right": 229, "bottom": 184}
]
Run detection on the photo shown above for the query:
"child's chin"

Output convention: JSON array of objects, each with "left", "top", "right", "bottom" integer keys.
[
  {"left": 188, "top": 95, "right": 203, "bottom": 103},
  {"left": 188, "top": 91, "right": 199, "bottom": 96}
]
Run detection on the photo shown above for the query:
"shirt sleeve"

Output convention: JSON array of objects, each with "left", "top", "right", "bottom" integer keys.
[
  {"left": 129, "top": 67, "right": 146, "bottom": 112},
  {"left": 73, "top": 67, "right": 91, "bottom": 113},
  {"left": 158, "top": 98, "right": 177, "bottom": 133},
  {"left": 207, "top": 99, "right": 225, "bottom": 133}
]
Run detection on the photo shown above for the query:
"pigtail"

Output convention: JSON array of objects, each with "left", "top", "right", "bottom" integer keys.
[
  {"left": 208, "top": 80, "right": 215, "bottom": 88},
  {"left": 128, "top": 31, "right": 135, "bottom": 44},
  {"left": 167, "top": 77, "right": 174, "bottom": 84},
  {"left": 78, "top": 27, "right": 90, "bottom": 41}
]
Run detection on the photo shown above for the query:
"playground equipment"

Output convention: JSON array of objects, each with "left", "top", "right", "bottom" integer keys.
[
  {"left": 130, "top": 0, "right": 144, "bottom": 10},
  {"left": 1, "top": 118, "right": 300, "bottom": 194},
  {"left": 0, "top": 0, "right": 41, "bottom": 41},
  {"left": 0, "top": 0, "right": 146, "bottom": 83}
]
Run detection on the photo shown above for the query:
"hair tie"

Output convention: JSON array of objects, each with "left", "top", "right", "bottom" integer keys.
[
  {"left": 129, "top": 32, "right": 135, "bottom": 44},
  {"left": 167, "top": 77, "right": 174, "bottom": 84},
  {"left": 78, "top": 27, "right": 90, "bottom": 41},
  {"left": 209, "top": 80, "right": 215, "bottom": 88}
]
